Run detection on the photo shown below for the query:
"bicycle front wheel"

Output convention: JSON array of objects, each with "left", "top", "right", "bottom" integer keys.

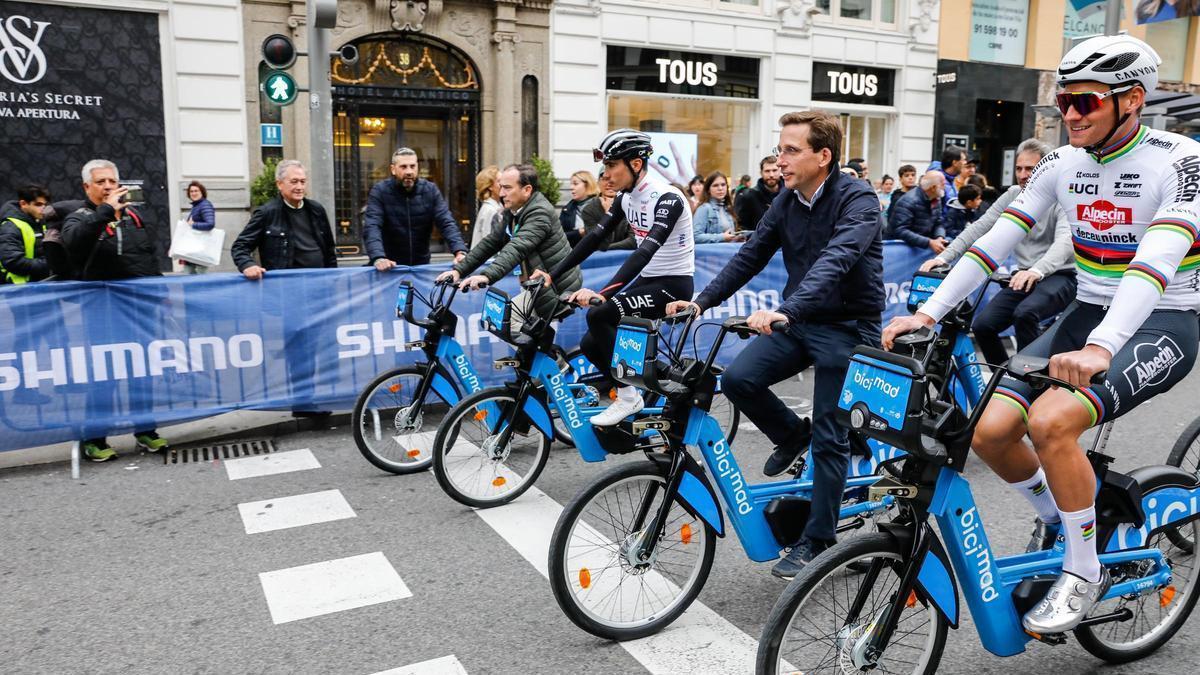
[
  {"left": 757, "top": 532, "right": 947, "bottom": 675},
  {"left": 352, "top": 365, "right": 449, "bottom": 475},
  {"left": 432, "top": 386, "right": 551, "bottom": 508},
  {"left": 1166, "top": 415, "right": 1200, "bottom": 553},
  {"left": 548, "top": 460, "right": 715, "bottom": 641}
]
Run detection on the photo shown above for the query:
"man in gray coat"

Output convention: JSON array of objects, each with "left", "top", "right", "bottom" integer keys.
[
  {"left": 438, "top": 164, "right": 582, "bottom": 325},
  {"left": 920, "top": 138, "right": 1075, "bottom": 366}
]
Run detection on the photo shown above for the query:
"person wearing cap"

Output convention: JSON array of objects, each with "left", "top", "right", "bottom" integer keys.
[
  {"left": 531, "top": 128, "right": 696, "bottom": 427},
  {"left": 884, "top": 35, "right": 1200, "bottom": 633}
]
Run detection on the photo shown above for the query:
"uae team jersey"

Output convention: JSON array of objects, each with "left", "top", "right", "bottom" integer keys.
[
  {"left": 921, "top": 125, "right": 1200, "bottom": 356},
  {"left": 616, "top": 173, "right": 696, "bottom": 278}
]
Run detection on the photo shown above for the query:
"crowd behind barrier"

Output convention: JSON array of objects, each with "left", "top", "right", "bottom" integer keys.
[{"left": 0, "top": 243, "right": 936, "bottom": 453}]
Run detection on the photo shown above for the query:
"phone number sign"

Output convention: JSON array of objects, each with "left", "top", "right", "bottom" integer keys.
[{"left": 968, "top": 0, "right": 1030, "bottom": 67}]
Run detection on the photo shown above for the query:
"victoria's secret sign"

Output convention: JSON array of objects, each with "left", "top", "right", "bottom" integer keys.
[
  {"left": 606, "top": 46, "right": 759, "bottom": 99},
  {"left": 811, "top": 62, "right": 895, "bottom": 106}
]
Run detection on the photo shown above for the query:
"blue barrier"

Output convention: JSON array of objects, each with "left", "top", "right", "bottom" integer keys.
[{"left": 0, "top": 242, "right": 931, "bottom": 452}]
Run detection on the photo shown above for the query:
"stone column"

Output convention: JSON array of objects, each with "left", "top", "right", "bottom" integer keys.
[{"left": 492, "top": 0, "right": 521, "bottom": 165}]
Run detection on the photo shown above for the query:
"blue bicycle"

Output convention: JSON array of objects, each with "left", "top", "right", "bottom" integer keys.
[
  {"left": 756, "top": 298, "right": 1200, "bottom": 673},
  {"left": 352, "top": 279, "right": 495, "bottom": 474},
  {"left": 430, "top": 280, "right": 740, "bottom": 508},
  {"left": 545, "top": 312, "right": 912, "bottom": 641}
]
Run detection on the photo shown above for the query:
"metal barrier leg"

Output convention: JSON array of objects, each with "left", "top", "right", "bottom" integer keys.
[{"left": 71, "top": 440, "right": 80, "bottom": 480}]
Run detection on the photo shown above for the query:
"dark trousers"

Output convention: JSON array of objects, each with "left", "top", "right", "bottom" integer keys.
[
  {"left": 972, "top": 270, "right": 1076, "bottom": 367},
  {"left": 721, "top": 319, "right": 880, "bottom": 543}
]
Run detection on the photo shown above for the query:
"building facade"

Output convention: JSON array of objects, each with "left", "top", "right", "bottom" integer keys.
[
  {"left": 0, "top": 0, "right": 250, "bottom": 257},
  {"left": 936, "top": 0, "right": 1200, "bottom": 188},
  {"left": 549, "top": 0, "right": 941, "bottom": 193},
  {"left": 242, "top": 0, "right": 554, "bottom": 256}
]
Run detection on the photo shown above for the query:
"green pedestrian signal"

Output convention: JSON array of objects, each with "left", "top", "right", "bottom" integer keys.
[{"left": 263, "top": 70, "right": 298, "bottom": 106}]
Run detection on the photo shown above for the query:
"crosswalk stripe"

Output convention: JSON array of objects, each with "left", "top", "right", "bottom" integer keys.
[
  {"left": 472, "top": 482, "right": 762, "bottom": 674},
  {"left": 238, "top": 489, "right": 356, "bottom": 534},
  {"left": 258, "top": 552, "right": 411, "bottom": 624},
  {"left": 370, "top": 655, "right": 468, "bottom": 675},
  {"left": 225, "top": 448, "right": 321, "bottom": 480}
]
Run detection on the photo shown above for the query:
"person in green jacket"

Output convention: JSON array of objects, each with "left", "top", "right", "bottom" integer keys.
[{"left": 438, "top": 164, "right": 583, "bottom": 327}]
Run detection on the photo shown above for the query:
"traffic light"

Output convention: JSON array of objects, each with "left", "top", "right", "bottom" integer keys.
[{"left": 262, "top": 34, "right": 297, "bottom": 70}]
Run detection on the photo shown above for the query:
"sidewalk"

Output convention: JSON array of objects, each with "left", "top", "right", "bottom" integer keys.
[{"left": 0, "top": 409, "right": 349, "bottom": 472}]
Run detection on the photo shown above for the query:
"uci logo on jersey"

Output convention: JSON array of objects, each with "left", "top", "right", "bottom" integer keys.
[{"left": 1068, "top": 183, "right": 1098, "bottom": 196}]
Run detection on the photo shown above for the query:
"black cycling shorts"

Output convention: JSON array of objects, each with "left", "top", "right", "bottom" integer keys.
[
  {"left": 992, "top": 301, "right": 1198, "bottom": 427},
  {"left": 579, "top": 275, "right": 693, "bottom": 378}
]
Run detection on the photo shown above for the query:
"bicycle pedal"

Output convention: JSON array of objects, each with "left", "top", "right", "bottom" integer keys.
[
  {"left": 1024, "top": 629, "right": 1067, "bottom": 645},
  {"left": 632, "top": 417, "right": 670, "bottom": 434},
  {"left": 786, "top": 459, "right": 807, "bottom": 477}
]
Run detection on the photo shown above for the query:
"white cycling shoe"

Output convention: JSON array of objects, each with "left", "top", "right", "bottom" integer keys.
[
  {"left": 590, "top": 395, "right": 645, "bottom": 427},
  {"left": 1022, "top": 568, "right": 1111, "bottom": 635}
]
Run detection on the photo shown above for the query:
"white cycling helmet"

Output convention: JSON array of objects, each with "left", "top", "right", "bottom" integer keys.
[{"left": 1057, "top": 34, "right": 1161, "bottom": 94}]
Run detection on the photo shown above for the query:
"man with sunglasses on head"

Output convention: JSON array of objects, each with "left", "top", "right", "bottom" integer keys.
[
  {"left": 884, "top": 35, "right": 1200, "bottom": 635},
  {"left": 668, "top": 111, "right": 884, "bottom": 579},
  {"left": 532, "top": 129, "right": 695, "bottom": 426}
]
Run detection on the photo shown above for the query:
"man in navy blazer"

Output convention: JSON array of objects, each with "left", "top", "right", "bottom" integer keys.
[{"left": 669, "top": 110, "right": 884, "bottom": 580}]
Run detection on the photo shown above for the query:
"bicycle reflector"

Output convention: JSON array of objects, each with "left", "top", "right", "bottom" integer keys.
[
  {"left": 836, "top": 347, "right": 927, "bottom": 455},
  {"left": 481, "top": 287, "right": 512, "bottom": 336}
]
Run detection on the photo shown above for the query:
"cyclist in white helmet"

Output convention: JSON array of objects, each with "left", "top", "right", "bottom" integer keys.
[
  {"left": 884, "top": 35, "right": 1200, "bottom": 634},
  {"left": 533, "top": 129, "right": 695, "bottom": 426}
]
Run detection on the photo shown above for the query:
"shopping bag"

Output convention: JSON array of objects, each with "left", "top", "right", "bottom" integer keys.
[{"left": 168, "top": 219, "right": 225, "bottom": 268}]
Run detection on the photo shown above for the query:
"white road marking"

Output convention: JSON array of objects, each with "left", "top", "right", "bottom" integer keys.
[
  {"left": 259, "top": 552, "right": 411, "bottom": 624},
  {"left": 472, "top": 479, "right": 766, "bottom": 675},
  {"left": 225, "top": 448, "right": 321, "bottom": 480},
  {"left": 238, "top": 489, "right": 356, "bottom": 534},
  {"left": 371, "top": 655, "right": 468, "bottom": 675},
  {"left": 390, "top": 430, "right": 437, "bottom": 460}
]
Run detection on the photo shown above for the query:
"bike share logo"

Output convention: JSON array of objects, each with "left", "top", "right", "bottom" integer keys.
[
  {"left": 615, "top": 332, "right": 645, "bottom": 375},
  {"left": 451, "top": 353, "right": 480, "bottom": 393},
  {"left": 483, "top": 295, "right": 505, "bottom": 328},
  {"left": 0, "top": 15, "right": 50, "bottom": 85},
  {"left": 1113, "top": 488, "right": 1200, "bottom": 550},
  {"left": 711, "top": 437, "right": 753, "bottom": 515},
  {"left": 1122, "top": 336, "right": 1183, "bottom": 395},
  {"left": 1077, "top": 200, "right": 1131, "bottom": 231},
  {"left": 852, "top": 368, "right": 901, "bottom": 398},
  {"left": 546, "top": 371, "right": 582, "bottom": 429},
  {"left": 959, "top": 507, "right": 999, "bottom": 602}
]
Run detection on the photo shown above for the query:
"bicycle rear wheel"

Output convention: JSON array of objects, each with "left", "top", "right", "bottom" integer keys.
[
  {"left": 1166, "top": 415, "right": 1200, "bottom": 552},
  {"left": 352, "top": 365, "right": 449, "bottom": 474},
  {"left": 757, "top": 532, "right": 947, "bottom": 675},
  {"left": 1076, "top": 520, "right": 1200, "bottom": 663}
]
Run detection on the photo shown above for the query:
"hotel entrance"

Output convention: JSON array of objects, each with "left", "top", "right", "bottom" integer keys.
[{"left": 331, "top": 33, "right": 480, "bottom": 256}]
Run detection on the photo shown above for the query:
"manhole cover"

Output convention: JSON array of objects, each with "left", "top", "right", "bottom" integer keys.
[{"left": 165, "top": 439, "right": 276, "bottom": 464}]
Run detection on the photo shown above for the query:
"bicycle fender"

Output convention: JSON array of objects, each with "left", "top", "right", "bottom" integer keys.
[
  {"left": 651, "top": 453, "right": 725, "bottom": 537},
  {"left": 879, "top": 521, "right": 959, "bottom": 628},
  {"left": 429, "top": 364, "right": 462, "bottom": 406},
  {"left": 520, "top": 389, "right": 554, "bottom": 439}
]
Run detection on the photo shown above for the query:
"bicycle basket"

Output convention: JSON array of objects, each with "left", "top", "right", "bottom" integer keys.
[
  {"left": 481, "top": 287, "right": 512, "bottom": 337},
  {"left": 836, "top": 347, "right": 927, "bottom": 455},
  {"left": 907, "top": 271, "right": 946, "bottom": 314},
  {"left": 395, "top": 280, "right": 415, "bottom": 320},
  {"left": 611, "top": 317, "right": 658, "bottom": 390}
]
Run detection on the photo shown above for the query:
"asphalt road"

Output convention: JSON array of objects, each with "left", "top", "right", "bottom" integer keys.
[{"left": 2, "top": 368, "right": 1199, "bottom": 675}]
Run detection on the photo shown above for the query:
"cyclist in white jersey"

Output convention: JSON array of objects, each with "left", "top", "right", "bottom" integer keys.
[
  {"left": 534, "top": 129, "right": 695, "bottom": 426},
  {"left": 883, "top": 35, "right": 1200, "bottom": 634}
]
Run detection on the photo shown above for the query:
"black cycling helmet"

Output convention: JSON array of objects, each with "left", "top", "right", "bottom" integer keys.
[{"left": 593, "top": 128, "right": 653, "bottom": 163}]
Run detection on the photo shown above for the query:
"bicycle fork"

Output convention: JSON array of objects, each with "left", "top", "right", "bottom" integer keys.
[{"left": 624, "top": 447, "right": 691, "bottom": 568}]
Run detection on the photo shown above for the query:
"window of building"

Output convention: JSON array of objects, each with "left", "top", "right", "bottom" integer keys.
[
  {"left": 815, "top": 0, "right": 897, "bottom": 27},
  {"left": 1144, "top": 19, "right": 1189, "bottom": 83},
  {"left": 608, "top": 93, "right": 755, "bottom": 184},
  {"left": 522, "top": 75, "right": 539, "bottom": 161},
  {"left": 661, "top": 0, "right": 761, "bottom": 12},
  {"left": 837, "top": 113, "right": 887, "bottom": 185}
]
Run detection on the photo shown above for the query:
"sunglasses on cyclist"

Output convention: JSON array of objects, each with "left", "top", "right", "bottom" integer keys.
[{"left": 1054, "top": 85, "right": 1133, "bottom": 116}]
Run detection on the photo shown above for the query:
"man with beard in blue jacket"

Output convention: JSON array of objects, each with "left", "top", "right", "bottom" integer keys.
[
  {"left": 364, "top": 147, "right": 468, "bottom": 270},
  {"left": 668, "top": 110, "right": 884, "bottom": 580}
]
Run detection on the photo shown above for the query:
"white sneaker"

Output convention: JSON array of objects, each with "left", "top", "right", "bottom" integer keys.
[{"left": 590, "top": 395, "right": 645, "bottom": 426}]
